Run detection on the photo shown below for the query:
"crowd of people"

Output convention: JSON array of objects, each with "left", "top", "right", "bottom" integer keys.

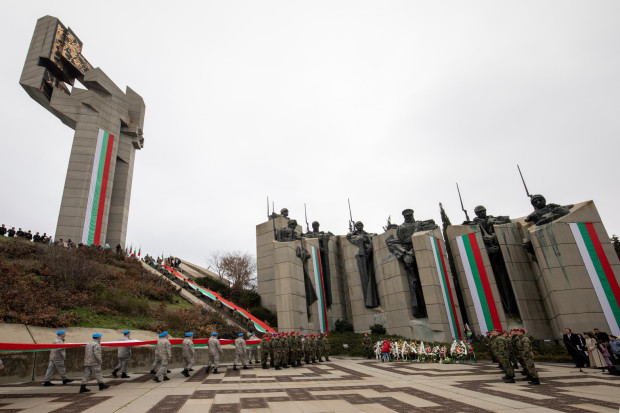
[
  {"left": 563, "top": 328, "right": 620, "bottom": 371},
  {"left": 0, "top": 224, "right": 52, "bottom": 243}
]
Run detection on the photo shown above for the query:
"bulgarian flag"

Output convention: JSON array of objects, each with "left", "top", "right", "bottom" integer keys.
[
  {"left": 311, "top": 245, "right": 328, "bottom": 333},
  {"left": 138, "top": 246, "right": 141, "bottom": 257},
  {"left": 570, "top": 223, "right": 620, "bottom": 336},
  {"left": 82, "top": 128, "right": 115, "bottom": 246},
  {"left": 456, "top": 233, "right": 502, "bottom": 333},
  {"left": 430, "top": 237, "right": 461, "bottom": 339}
]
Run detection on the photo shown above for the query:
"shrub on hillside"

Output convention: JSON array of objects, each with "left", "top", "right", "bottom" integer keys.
[{"left": 334, "top": 319, "right": 354, "bottom": 333}]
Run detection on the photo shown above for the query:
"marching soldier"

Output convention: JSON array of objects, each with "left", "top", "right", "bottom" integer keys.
[
  {"left": 153, "top": 331, "right": 171, "bottom": 382},
  {"left": 317, "top": 334, "right": 325, "bottom": 362},
  {"left": 206, "top": 332, "right": 222, "bottom": 374},
  {"left": 492, "top": 330, "right": 514, "bottom": 383},
  {"left": 296, "top": 332, "right": 303, "bottom": 366},
  {"left": 322, "top": 333, "right": 330, "bottom": 361},
  {"left": 112, "top": 330, "right": 132, "bottom": 379},
  {"left": 269, "top": 332, "right": 277, "bottom": 367},
  {"left": 517, "top": 329, "right": 541, "bottom": 385},
  {"left": 79, "top": 333, "right": 109, "bottom": 393},
  {"left": 260, "top": 334, "right": 271, "bottom": 369},
  {"left": 362, "top": 333, "right": 373, "bottom": 359},
  {"left": 44, "top": 330, "right": 72, "bottom": 386},
  {"left": 280, "top": 333, "right": 289, "bottom": 368},
  {"left": 181, "top": 332, "right": 195, "bottom": 377},
  {"left": 233, "top": 333, "right": 249, "bottom": 370}
]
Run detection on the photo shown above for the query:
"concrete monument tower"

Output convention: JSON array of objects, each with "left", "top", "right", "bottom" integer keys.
[{"left": 20, "top": 16, "right": 145, "bottom": 248}]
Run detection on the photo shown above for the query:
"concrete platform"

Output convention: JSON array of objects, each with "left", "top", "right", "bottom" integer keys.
[{"left": 0, "top": 359, "right": 618, "bottom": 412}]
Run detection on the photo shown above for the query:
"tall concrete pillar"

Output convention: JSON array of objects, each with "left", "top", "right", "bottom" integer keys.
[{"left": 20, "top": 16, "right": 144, "bottom": 248}]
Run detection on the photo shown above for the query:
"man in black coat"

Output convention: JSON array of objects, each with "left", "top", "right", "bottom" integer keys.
[{"left": 563, "top": 328, "right": 588, "bottom": 368}]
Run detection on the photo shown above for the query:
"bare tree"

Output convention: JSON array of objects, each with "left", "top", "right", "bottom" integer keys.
[{"left": 207, "top": 251, "right": 256, "bottom": 290}]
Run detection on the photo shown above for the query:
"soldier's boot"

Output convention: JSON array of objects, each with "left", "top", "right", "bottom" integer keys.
[
  {"left": 121, "top": 373, "right": 130, "bottom": 379},
  {"left": 111, "top": 369, "right": 119, "bottom": 378},
  {"left": 43, "top": 381, "right": 55, "bottom": 386},
  {"left": 205, "top": 366, "right": 211, "bottom": 374},
  {"left": 262, "top": 364, "right": 268, "bottom": 369},
  {"left": 519, "top": 370, "right": 528, "bottom": 376},
  {"left": 243, "top": 366, "right": 249, "bottom": 370},
  {"left": 528, "top": 378, "right": 541, "bottom": 385},
  {"left": 150, "top": 369, "right": 156, "bottom": 374},
  {"left": 325, "top": 357, "right": 330, "bottom": 361},
  {"left": 282, "top": 363, "right": 288, "bottom": 369},
  {"left": 98, "top": 383, "right": 110, "bottom": 390},
  {"left": 502, "top": 376, "right": 515, "bottom": 383},
  {"left": 62, "top": 379, "right": 73, "bottom": 385},
  {"left": 275, "top": 366, "right": 281, "bottom": 370},
  {"left": 318, "top": 357, "right": 323, "bottom": 362},
  {"left": 312, "top": 359, "right": 316, "bottom": 364},
  {"left": 79, "top": 385, "right": 90, "bottom": 393},
  {"left": 181, "top": 369, "right": 190, "bottom": 377},
  {"left": 167, "top": 370, "right": 171, "bottom": 373},
  {"left": 270, "top": 361, "right": 274, "bottom": 367},
  {"left": 189, "top": 368, "right": 194, "bottom": 371},
  {"left": 501, "top": 374, "right": 511, "bottom": 380},
  {"left": 163, "top": 376, "right": 170, "bottom": 381},
  {"left": 233, "top": 365, "right": 237, "bottom": 371},
  {"left": 522, "top": 375, "right": 533, "bottom": 381},
  {"left": 153, "top": 377, "right": 161, "bottom": 383},
  {"left": 213, "top": 369, "right": 219, "bottom": 374}
]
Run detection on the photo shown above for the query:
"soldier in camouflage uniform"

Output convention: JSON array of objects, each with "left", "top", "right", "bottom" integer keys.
[
  {"left": 362, "top": 333, "right": 373, "bottom": 359},
  {"left": 510, "top": 329, "right": 527, "bottom": 375},
  {"left": 281, "top": 333, "right": 289, "bottom": 368},
  {"left": 269, "top": 333, "right": 277, "bottom": 367},
  {"left": 483, "top": 331, "right": 497, "bottom": 363},
  {"left": 317, "top": 334, "right": 325, "bottom": 362},
  {"left": 296, "top": 333, "right": 303, "bottom": 366},
  {"left": 517, "top": 329, "right": 540, "bottom": 385},
  {"left": 309, "top": 335, "right": 317, "bottom": 363},
  {"left": 492, "top": 330, "right": 514, "bottom": 383},
  {"left": 260, "top": 334, "right": 271, "bottom": 369},
  {"left": 322, "top": 333, "right": 330, "bottom": 361},
  {"left": 272, "top": 334, "right": 282, "bottom": 370},
  {"left": 303, "top": 335, "right": 310, "bottom": 364}
]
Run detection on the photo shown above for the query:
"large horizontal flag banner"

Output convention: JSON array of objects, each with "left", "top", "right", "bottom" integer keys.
[
  {"left": 311, "top": 245, "right": 328, "bottom": 334},
  {"left": 456, "top": 233, "right": 502, "bottom": 334},
  {"left": 430, "top": 237, "right": 461, "bottom": 339},
  {"left": 162, "top": 265, "right": 275, "bottom": 334},
  {"left": 0, "top": 338, "right": 261, "bottom": 352},
  {"left": 82, "top": 128, "right": 115, "bottom": 246},
  {"left": 570, "top": 222, "right": 620, "bottom": 336}
]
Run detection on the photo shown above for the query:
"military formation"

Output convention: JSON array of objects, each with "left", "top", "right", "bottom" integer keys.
[
  {"left": 486, "top": 328, "right": 540, "bottom": 385},
  {"left": 259, "top": 332, "right": 330, "bottom": 370}
]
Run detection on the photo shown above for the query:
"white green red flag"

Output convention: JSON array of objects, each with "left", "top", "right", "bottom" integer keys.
[
  {"left": 82, "top": 128, "right": 115, "bottom": 246},
  {"left": 456, "top": 233, "right": 502, "bottom": 334},
  {"left": 430, "top": 237, "right": 462, "bottom": 339},
  {"left": 311, "top": 245, "right": 328, "bottom": 333},
  {"left": 570, "top": 223, "right": 620, "bottom": 336}
]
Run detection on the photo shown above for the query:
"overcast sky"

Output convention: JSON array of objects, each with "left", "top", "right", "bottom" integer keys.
[{"left": 1, "top": 1, "right": 619, "bottom": 267}]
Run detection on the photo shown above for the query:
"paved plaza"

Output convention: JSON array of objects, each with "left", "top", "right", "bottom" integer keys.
[{"left": 0, "top": 358, "right": 619, "bottom": 412}]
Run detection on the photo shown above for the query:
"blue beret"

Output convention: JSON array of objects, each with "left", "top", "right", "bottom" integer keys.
[
  {"left": 238, "top": 333, "right": 244, "bottom": 337},
  {"left": 159, "top": 331, "right": 168, "bottom": 337},
  {"left": 57, "top": 330, "right": 66, "bottom": 335},
  {"left": 185, "top": 332, "right": 194, "bottom": 337},
  {"left": 211, "top": 332, "right": 218, "bottom": 336},
  {"left": 123, "top": 330, "right": 130, "bottom": 335},
  {"left": 272, "top": 332, "right": 277, "bottom": 335},
  {"left": 92, "top": 333, "right": 102, "bottom": 338}
]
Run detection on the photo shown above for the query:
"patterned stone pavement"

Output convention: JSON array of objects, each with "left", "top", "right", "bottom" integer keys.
[{"left": 0, "top": 358, "right": 618, "bottom": 412}]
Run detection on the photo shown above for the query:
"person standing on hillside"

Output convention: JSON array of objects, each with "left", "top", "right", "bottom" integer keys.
[
  {"left": 44, "top": 330, "right": 72, "bottom": 386},
  {"left": 112, "top": 330, "right": 132, "bottom": 379},
  {"left": 181, "top": 332, "right": 195, "bottom": 377},
  {"left": 153, "top": 331, "right": 171, "bottom": 383},
  {"left": 79, "top": 333, "right": 109, "bottom": 393},
  {"left": 206, "top": 332, "right": 222, "bottom": 374}
]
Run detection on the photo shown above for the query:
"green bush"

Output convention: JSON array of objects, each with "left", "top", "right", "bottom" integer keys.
[
  {"left": 370, "top": 324, "right": 386, "bottom": 335},
  {"left": 249, "top": 306, "right": 277, "bottom": 327},
  {"left": 334, "top": 319, "right": 354, "bottom": 333}
]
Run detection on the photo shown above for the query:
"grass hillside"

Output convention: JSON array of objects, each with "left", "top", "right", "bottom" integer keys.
[{"left": 0, "top": 237, "right": 237, "bottom": 338}]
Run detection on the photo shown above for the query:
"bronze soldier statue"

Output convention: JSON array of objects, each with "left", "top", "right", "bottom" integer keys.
[
  {"left": 304, "top": 221, "right": 334, "bottom": 307},
  {"left": 385, "top": 209, "right": 437, "bottom": 318},
  {"left": 346, "top": 221, "right": 379, "bottom": 308},
  {"left": 524, "top": 194, "right": 573, "bottom": 226},
  {"left": 465, "top": 205, "right": 519, "bottom": 315},
  {"left": 276, "top": 219, "right": 301, "bottom": 242},
  {"left": 296, "top": 244, "right": 319, "bottom": 310}
]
